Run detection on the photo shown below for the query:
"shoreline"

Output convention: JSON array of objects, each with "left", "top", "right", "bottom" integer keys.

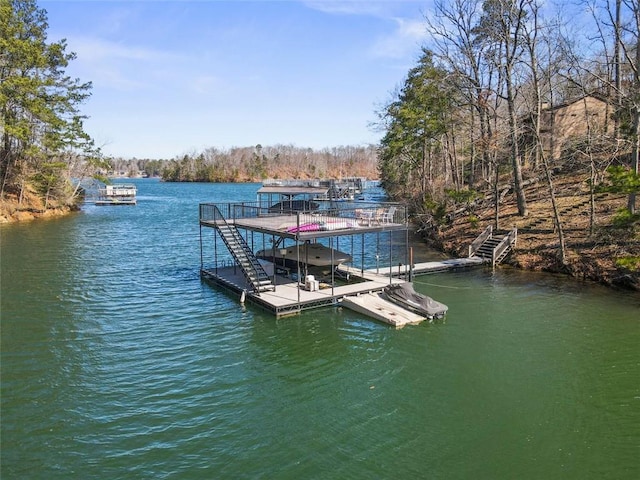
[
  {"left": 0, "top": 203, "right": 78, "bottom": 223},
  {"left": 3, "top": 173, "right": 638, "bottom": 294},
  {"left": 424, "top": 211, "right": 640, "bottom": 293},
  {"left": 4, "top": 200, "right": 637, "bottom": 294}
]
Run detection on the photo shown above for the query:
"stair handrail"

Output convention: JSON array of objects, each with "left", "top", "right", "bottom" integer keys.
[
  {"left": 492, "top": 227, "right": 518, "bottom": 265},
  {"left": 469, "top": 225, "right": 493, "bottom": 257},
  {"left": 210, "top": 204, "right": 272, "bottom": 294}
]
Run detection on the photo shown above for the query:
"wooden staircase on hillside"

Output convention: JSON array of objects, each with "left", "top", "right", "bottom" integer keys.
[{"left": 469, "top": 226, "right": 518, "bottom": 266}]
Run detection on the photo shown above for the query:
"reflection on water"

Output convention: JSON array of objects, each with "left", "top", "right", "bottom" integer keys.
[{"left": 2, "top": 179, "right": 639, "bottom": 479}]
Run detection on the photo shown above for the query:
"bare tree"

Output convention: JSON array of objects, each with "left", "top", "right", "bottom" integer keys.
[
  {"left": 577, "top": 0, "right": 639, "bottom": 214},
  {"left": 428, "top": 0, "right": 495, "bottom": 187},
  {"left": 476, "top": 0, "right": 531, "bottom": 216},
  {"left": 626, "top": 0, "right": 640, "bottom": 214}
]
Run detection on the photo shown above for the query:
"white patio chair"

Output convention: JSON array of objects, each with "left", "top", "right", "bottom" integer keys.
[{"left": 378, "top": 206, "right": 397, "bottom": 224}]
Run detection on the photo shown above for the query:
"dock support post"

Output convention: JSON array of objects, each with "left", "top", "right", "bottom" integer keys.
[
  {"left": 296, "top": 241, "right": 301, "bottom": 305},
  {"left": 409, "top": 247, "right": 414, "bottom": 282},
  {"left": 330, "top": 236, "right": 335, "bottom": 297},
  {"left": 199, "top": 224, "right": 203, "bottom": 272},
  {"left": 360, "top": 234, "right": 365, "bottom": 277},
  {"left": 388, "top": 233, "right": 393, "bottom": 284},
  {"left": 405, "top": 228, "right": 409, "bottom": 280},
  {"left": 214, "top": 227, "right": 218, "bottom": 275},
  {"left": 376, "top": 233, "right": 380, "bottom": 274}
]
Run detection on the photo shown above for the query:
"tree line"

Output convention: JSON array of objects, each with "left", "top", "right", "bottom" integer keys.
[
  {"left": 157, "top": 144, "right": 378, "bottom": 182},
  {"left": 107, "top": 144, "right": 379, "bottom": 182},
  {"left": 0, "top": 0, "right": 378, "bottom": 210},
  {"left": 376, "top": 0, "right": 639, "bottom": 263},
  {"left": 2, "top": 0, "right": 638, "bottom": 246}
]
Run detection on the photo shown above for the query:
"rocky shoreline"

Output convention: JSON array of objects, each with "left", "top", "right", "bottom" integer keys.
[{"left": 0, "top": 197, "right": 78, "bottom": 223}]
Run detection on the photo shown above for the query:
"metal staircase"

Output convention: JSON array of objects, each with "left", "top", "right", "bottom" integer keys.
[
  {"left": 214, "top": 214, "right": 275, "bottom": 295},
  {"left": 469, "top": 226, "right": 517, "bottom": 266}
]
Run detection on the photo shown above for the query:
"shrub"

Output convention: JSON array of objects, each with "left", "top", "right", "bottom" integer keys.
[{"left": 615, "top": 256, "right": 640, "bottom": 272}]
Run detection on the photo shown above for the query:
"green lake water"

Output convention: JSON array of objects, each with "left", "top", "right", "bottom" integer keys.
[{"left": 1, "top": 179, "right": 639, "bottom": 479}]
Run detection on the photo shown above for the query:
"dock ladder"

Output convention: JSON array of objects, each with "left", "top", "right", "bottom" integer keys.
[
  {"left": 212, "top": 209, "right": 275, "bottom": 294},
  {"left": 469, "top": 226, "right": 518, "bottom": 266}
]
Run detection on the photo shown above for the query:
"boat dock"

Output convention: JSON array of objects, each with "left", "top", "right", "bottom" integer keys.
[
  {"left": 201, "top": 257, "right": 481, "bottom": 327},
  {"left": 201, "top": 256, "right": 485, "bottom": 326},
  {"left": 95, "top": 184, "right": 137, "bottom": 205},
  {"left": 198, "top": 180, "right": 493, "bottom": 328}
]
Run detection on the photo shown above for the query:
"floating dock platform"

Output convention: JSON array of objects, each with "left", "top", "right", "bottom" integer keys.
[
  {"left": 202, "top": 256, "right": 480, "bottom": 325},
  {"left": 340, "top": 292, "right": 425, "bottom": 328}
]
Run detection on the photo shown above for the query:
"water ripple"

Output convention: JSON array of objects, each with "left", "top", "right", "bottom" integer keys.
[{"left": 2, "top": 180, "right": 639, "bottom": 480}]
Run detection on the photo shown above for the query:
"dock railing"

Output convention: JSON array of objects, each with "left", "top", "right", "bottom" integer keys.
[
  {"left": 200, "top": 201, "right": 407, "bottom": 229},
  {"left": 492, "top": 227, "right": 517, "bottom": 265},
  {"left": 469, "top": 225, "right": 492, "bottom": 257}
]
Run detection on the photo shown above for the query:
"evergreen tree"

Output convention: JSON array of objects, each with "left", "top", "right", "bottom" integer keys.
[
  {"left": 0, "top": 0, "right": 104, "bottom": 206},
  {"left": 378, "top": 49, "right": 455, "bottom": 202}
]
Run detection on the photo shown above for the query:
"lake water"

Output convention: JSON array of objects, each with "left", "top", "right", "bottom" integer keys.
[{"left": 2, "top": 179, "right": 639, "bottom": 479}]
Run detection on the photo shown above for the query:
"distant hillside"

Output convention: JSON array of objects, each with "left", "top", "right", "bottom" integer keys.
[{"left": 106, "top": 145, "right": 380, "bottom": 182}]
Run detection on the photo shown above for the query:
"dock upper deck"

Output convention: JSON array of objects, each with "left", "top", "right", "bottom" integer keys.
[{"left": 199, "top": 201, "right": 407, "bottom": 240}]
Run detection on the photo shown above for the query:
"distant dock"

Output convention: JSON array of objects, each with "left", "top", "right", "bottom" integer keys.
[{"left": 94, "top": 184, "right": 137, "bottom": 205}]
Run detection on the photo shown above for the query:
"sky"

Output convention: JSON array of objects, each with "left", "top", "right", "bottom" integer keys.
[{"left": 39, "top": 0, "right": 434, "bottom": 159}]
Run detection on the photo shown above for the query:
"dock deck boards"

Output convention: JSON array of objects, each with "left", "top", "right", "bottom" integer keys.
[
  {"left": 202, "top": 255, "right": 487, "bottom": 320},
  {"left": 201, "top": 214, "right": 405, "bottom": 240},
  {"left": 201, "top": 263, "right": 401, "bottom": 317}
]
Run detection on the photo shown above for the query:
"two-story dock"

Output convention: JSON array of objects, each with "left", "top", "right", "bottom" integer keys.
[
  {"left": 199, "top": 180, "right": 411, "bottom": 317},
  {"left": 198, "top": 180, "right": 509, "bottom": 325}
]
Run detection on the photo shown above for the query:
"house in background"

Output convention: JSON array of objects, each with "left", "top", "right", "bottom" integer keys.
[{"left": 521, "top": 94, "right": 612, "bottom": 164}]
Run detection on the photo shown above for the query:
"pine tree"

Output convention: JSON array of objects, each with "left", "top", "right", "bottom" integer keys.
[
  {"left": 378, "top": 49, "right": 455, "bottom": 202},
  {"left": 0, "top": 0, "right": 105, "bottom": 207}
]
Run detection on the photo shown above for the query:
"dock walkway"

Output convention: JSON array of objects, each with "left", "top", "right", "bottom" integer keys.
[{"left": 339, "top": 256, "right": 487, "bottom": 279}]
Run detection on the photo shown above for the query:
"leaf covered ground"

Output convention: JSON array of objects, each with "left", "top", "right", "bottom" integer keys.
[{"left": 431, "top": 170, "right": 640, "bottom": 292}]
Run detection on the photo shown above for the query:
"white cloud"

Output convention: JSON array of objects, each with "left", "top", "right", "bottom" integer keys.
[
  {"left": 370, "top": 17, "right": 427, "bottom": 59},
  {"left": 68, "top": 35, "right": 177, "bottom": 63},
  {"left": 302, "top": 0, "right": 390, "bottom": 16},
  {"left": 64, "top": 35, "right": 184, "bottom": 91}
]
